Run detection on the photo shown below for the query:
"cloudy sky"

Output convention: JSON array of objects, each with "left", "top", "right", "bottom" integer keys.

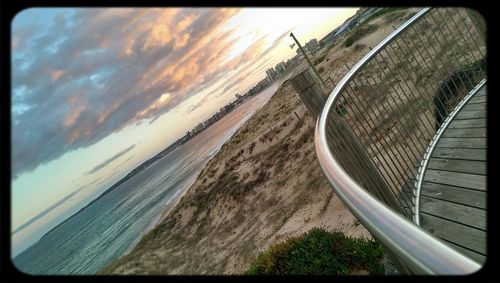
[{"left": 11, "top": 7, "right": 358, "bottom": 254}]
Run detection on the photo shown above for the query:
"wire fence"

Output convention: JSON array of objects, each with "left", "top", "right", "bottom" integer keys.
[
  {"left": 324, "top": 7, "right": 486, "bottom": 219},
  {"left": 314, "top": 7, "right": 486, "bottom": 274}
]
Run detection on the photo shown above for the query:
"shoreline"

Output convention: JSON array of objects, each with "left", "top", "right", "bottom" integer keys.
[
  {"left": 155, "top": 73, "right": 294, "bottom": 227},
  {"left": 101, "top": 9, "right": 419, "bottom": 275},
  {"left": 118, "top": 74, "right": 292, "bottom": 261},
  {"left": 101, "top": 75, "right": 373, "bottom": 275}
]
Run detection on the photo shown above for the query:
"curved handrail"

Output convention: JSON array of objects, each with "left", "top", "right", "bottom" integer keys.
[{"left": 314, "top": 8, "right": 482, "bottom": 274}]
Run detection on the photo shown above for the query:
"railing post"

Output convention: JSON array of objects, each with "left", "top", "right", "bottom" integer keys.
[
  {"left": 291, "top": 67, "right": 401, "bottom": 213},
  {"left": 325, "top": 110, "right": 402, "bottom": 213},
  {"left": 291, "top": 66, "right": 407, "bottom": 274}
]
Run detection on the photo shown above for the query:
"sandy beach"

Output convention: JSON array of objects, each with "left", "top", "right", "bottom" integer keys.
[{"left": 99, "top": 8, "right": 420, "bottom": 275}]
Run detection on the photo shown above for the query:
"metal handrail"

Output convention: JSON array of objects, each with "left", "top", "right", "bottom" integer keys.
[
  {"left": 314, "top": 8, "right": 483, "bottom": 274},
  {"left": 315, "top": 128, "right": 480, "bottom": 274}
]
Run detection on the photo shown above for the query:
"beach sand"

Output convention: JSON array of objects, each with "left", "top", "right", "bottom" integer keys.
[{"left": 99, "top": 8, "right": 420, "bottom": 275}]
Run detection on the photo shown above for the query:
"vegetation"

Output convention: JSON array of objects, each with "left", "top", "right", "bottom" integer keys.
[
  {"left": 325, "top": 42, "right": 338, "bottom": 53},
  {"left": 246, "top": 227, "right": 384, "bottom": 275},
  {"left": 434, "top": 57, "right": 486, "bottom": 129},
  {"left": 343, "top": 7, "right": 413, "bottom": 48},
  {"left": 344, "top": 24, "right": 379, "bottom": 47},
  {"left": 315, "top": 54, "right": 327, "bottom": 66},
  {"left": 318, "top": 67, "right": 324, "bottom": 73},
  {"left": 362, "top": 7, "right": 408, "bottom": 25}
]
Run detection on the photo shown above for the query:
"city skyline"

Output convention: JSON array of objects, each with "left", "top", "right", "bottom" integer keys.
[{"left": 11, "top": 7, "right": 358, "bottom": 256}]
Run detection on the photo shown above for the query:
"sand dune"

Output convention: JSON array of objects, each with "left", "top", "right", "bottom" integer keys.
[{"left": 100, "top": 8, "right": 420, "bottom": 275}]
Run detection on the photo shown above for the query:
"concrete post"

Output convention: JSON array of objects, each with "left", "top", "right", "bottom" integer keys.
[
  {"left": 290, "top": 32, "right": 325, "bottom": 84},
  {"left": 290, "top": 68, "right": 328, "bottom": 119}
]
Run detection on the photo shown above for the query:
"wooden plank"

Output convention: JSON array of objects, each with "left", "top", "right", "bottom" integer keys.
[
  {"left": 420, "top": 212, "right": 486, "bottom": 254},
  {"left": 436, "top": 137, "right": 486, "bottom": 149},
  {"left": 431, "top": 148, "right": 486, "bottom": 161},
  {"left": 468, "top": 95, "right": 486, "bottom": 104},
  {"left": 474, "top": 87, "right": 486, "bottom": 97},
  {"left": 461, "top": 102, "right": 486, "bottom": 111},
  {"left": 420, "top": 181, "right": 486, "bottom": 209},
  {"left": 444, "top": 240, "right": 486, "bottom": 265},
  {"left": 427, "top": 158, "right": 486, "bottom": 175},
  {"left": 424, "top": 170, "right": 486, "bottom": 191},
  {"left": 442, "top": 127, "right": 486, "bottom": 138},
  {"left": 454, "top": 109, "right": 486, "bottom": 120},
  {"left": 448, "top": 118, "right": 486, "bottom": 129},
  {"left": 419, "top": 196, "right": 486, "bottom": 230}
]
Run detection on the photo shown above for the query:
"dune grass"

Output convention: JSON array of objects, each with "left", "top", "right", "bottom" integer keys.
[
  {"left": 344, "top": 24, "right": 379, "bottom": 48},
  {"left": 246, "top": 227, "right": 384, "bottom": 275}
]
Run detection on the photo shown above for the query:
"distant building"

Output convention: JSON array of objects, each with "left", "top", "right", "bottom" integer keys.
[
  {"left": 320, "top": 28, "right": 339, "bottom": 48},
  {"left": 276, "top": 62, "right": 286, "bottom": 73},
  {"left": 333, "top": 10, "right": 372, "bottom": 38},
  {"left": 305, "top": 38, "right": 319, "bottom": 52},
  {"left": 266, "top": 67, "right": 278, "bottom": 81},
  {"left": 266, "top": 67, "right": 277, "bottom": 77},
  {"left": 290, "top": 54, "right": 301, "bottom": 64}
]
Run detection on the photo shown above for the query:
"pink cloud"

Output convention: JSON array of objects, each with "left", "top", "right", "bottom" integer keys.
[
  {"left": 12, "top": 8, "right": 283, "bottom": 177},
  {"left": 51, "top": 70, "right": 64, "bottom": 82},
  {"left": 63, "top": 106, "right": 85, "bottom": 128}
]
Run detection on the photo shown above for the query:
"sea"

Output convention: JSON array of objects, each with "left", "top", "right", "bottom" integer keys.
[{"left": 12, "top": 74, "right": 292, "bottom": 275}]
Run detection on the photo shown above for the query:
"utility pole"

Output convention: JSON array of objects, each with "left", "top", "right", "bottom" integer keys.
[{"left": 290, "top": 32, "right": 325, "bottom": 84}]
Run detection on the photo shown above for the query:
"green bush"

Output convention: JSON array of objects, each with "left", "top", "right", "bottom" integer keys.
[
  {"left": 344, "top": 24, "right": 378, "bottom": 48},
  {"left": 315, "top": 54, "right": 327, "bottom": 65},
  {"left": 246, "top": 227, "right": 384, "bottom": 275},
  {"left": 362, "top": 7, "right": 408, "bottom": 25},
  {"left": 345, "top": 37, "right": 355, "bottom": 48},
  {"left": 318, "top": 67, "right": 325, "bottom": 73}
]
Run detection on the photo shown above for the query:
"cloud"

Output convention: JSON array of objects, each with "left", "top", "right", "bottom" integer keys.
[
  {"left": 273, "top": 27, "right": 295, "bottom": 45},
  {"left": 186, "top": 95, "right": 211, "bottom": 114},
  {"left": 11, "top": 185, "right": 87, "bottom": 235},
  {"left": 111, "top": 154, "right": 136, "bottom": 170},
  {"left": 11, "top": 8, "right": 258, "bottom": 179},
  {"left": 84, "top": 144, "right": 136, "bottom": 175}
]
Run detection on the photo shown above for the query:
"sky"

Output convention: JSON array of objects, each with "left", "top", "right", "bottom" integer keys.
[{"left": 11, "top": 7, "right": 359, "bottom": 256}]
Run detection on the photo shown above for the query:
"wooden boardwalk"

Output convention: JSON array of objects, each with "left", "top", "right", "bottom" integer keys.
[{"left": 419, "top": 85, "right": 487, "bottom": 264}]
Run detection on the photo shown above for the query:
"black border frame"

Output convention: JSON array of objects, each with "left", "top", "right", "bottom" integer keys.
[{"left": 1, "top": 0, "right": 497, "bottom": 282}]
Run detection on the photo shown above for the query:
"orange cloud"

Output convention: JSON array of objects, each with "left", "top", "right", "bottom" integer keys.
[
  {"left": 117, "top": 39, "right": 136, "bottom": 59},
  {"left": 51, "top": 70, "right": 64, "bottom": 82},
  {"left": 135, "top": 93, "right": 172, "bottom": 119},
  {"left": 97, "top": 99, "right": 123, "bottom": 125},
  {"left": 138, "top": 8, "right": 184, "bottom": 52},
  {"left": 63, "top": 106, "right": 85, "bottom": 128},
  {"left": 66, "top": 95, "right": 78, "bottom": 105},
  {"left": 142, "top": 24, "right": 172, "bottom": 52},
  {"left": 176, "top": 14, "right": 197, "bottom": 31},
  {"left": 65, "top": 122, "right": 93, "bottom": 145},
  {"left": 13, "top": 8, "right": 259, "bottom": 177},
  {"left": 173, "top": 33, "right": 190, "bottom": 50}
]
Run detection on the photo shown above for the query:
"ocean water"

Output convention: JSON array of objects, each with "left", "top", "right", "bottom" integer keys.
[{"left": 12, "top": 76, "right": 291, "bottom": 275}]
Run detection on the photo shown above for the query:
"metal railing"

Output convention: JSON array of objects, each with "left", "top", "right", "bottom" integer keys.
[{"left": 314, "top": 7, "right": 486, "bottom": 274}]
